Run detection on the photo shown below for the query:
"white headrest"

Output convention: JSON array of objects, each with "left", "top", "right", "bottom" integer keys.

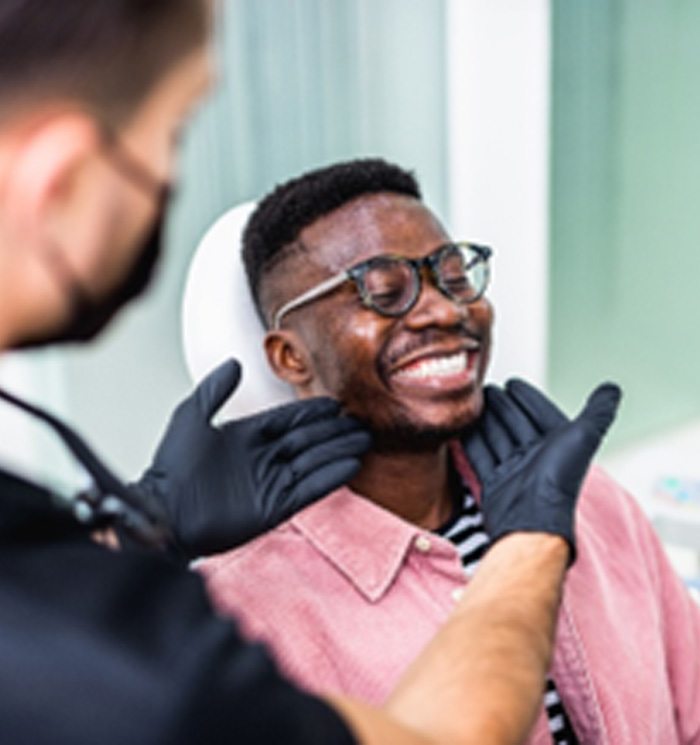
[{"left": 181, "top": 201, "right": 294, "bottom": 418}]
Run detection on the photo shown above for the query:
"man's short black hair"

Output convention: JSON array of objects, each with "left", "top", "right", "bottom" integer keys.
[
  {"left": 242, "top": 157, "right": 422, "bottom": 325},
  {"left": 0, "top": 0, "right": 208, "bottom": 125}
]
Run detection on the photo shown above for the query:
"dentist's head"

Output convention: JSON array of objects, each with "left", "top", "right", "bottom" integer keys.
[{"left": 0, "top": 0, "right": 213, "bottom": 351}]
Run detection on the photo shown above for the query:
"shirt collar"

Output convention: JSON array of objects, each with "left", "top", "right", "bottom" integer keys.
[{"left": 291, "top": 441, "right": 480, "bottom": 602}]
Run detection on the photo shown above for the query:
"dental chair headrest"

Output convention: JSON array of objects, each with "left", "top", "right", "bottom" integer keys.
[{"left": 181, "top": 201, "right": 294, "bottom": 418}]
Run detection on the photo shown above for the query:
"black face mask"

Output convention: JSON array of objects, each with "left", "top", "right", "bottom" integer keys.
[
  {"left": 41, "top": 187, "right": 171, "bottom": 345},
  {"left": 13, "top": 131, "right": 173, "bottom": 349}
]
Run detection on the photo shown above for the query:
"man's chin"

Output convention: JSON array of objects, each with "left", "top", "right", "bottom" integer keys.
[{"left": 368, "top": 422, "right": 465, "bottom": 454}]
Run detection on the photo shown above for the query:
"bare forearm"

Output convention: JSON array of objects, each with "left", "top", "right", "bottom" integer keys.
[{"left": 331, "top": 533, "right": 569, "bottom": 745}]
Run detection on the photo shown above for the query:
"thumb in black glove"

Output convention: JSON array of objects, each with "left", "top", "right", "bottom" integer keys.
[
  {"left": 136, "top": 359, "right": 371, "bottom": 560},
  {"left": 463, "top": 380, "right": 621, "bottom": 564}
]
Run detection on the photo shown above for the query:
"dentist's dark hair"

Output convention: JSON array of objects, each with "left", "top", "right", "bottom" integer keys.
[{"left": 0, "top": 0, "right": 209, "bottom": 125}]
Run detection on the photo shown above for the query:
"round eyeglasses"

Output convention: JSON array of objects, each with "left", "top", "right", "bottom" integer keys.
[{"left": 272, "top": 241, "right": 492, "bottom": 330}]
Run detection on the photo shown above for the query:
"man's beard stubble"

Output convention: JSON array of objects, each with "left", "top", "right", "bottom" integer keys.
[{"left": 353, "top": 412, "right": 467, "bottom": 454}]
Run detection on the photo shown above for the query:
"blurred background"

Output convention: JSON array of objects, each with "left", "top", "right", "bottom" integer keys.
[{"left": 2, "top": 0, "right": 700, "bottom": 583}]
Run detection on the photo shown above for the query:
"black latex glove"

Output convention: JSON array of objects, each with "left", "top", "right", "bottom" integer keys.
[
  {"left": 136, "top": 359, "right": 371, "bottom": 560},
  {"left": 463, "top": 379, "right": 621, "bottom": 563}
]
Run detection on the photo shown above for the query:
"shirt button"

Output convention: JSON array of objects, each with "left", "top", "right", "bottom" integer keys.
[
  {"left": 451, "top": 587, "right": 465, "bottom": 602},
  {"left": 414, "top": 535, "right": 432, "bottom": 553}
]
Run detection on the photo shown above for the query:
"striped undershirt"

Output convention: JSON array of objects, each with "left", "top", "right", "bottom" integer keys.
[{"left": 436, "top": 491, "right": 580, "bottom": 745}]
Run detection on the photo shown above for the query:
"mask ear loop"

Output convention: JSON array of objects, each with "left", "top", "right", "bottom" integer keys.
[
  {"left": 98, "top": 125, "right": 164, "bottom": 199},
  {"left": 0, "top": 387, "right": 174, "bottom": 550}
]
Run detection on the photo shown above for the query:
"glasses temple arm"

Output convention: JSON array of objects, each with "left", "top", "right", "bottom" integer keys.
[{"left": 272, "top": 271, "right": 350, "bottom": 330}]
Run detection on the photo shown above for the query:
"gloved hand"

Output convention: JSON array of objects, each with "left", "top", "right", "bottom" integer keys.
[
  {"left": 463, "top": 379, "right": 621, "bottom": 563},
  {"left": 136, "top": 359, "right": 371, "bottom": 560}
]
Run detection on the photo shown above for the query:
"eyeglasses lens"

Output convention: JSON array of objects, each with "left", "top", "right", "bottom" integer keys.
[
  {"left": 437, "top": 244, "right": 487, "bottom": 303},
  {"left": 362, "top": 258, "right": 417, "bottom": 315}
]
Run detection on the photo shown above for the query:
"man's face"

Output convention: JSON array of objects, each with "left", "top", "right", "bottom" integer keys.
[{"left": 273, "top": 193, "right": 493, "bottom": 449}]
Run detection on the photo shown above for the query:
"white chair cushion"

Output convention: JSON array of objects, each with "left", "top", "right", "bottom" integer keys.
[{"left": 181, "top": 202, "right": 294, "bottom": 418}]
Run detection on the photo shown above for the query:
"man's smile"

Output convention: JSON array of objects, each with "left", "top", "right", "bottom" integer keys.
[{"left": 389, "top": 344, "right": 481, "bottom": 394}]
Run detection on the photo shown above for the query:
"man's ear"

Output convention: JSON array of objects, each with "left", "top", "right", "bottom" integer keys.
[
  {"left": 264, "top": 329, "right": 314, "bottom": 388},
  {"left": 2, "top": 112, "right": 101, "bottom": 234}
]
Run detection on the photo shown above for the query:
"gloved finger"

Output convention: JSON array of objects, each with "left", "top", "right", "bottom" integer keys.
[
  {"left": 484, "top": 386, "right": 540, "bottom": 448},
  {"left": 287, "top": 429, "right": 372, "bottom": 481},
  {"left": 575, "top": 382, "right": 621, "bottom": 438},
  {"left": 257, "top": 397, "right": 342, "bottom": 439},
  {"left": 462, "top": 429, "right": 497, "bottom": 479},
  {"left": 153, "top": 359, "right": 241, "bottom": 459},
  {"left": 473, "top": 404, "right": 518, "bottom": 464},
  {"left": 274, "top": 415, "right": 368, "bottom": 461},
  {"left": 281, "top": 457, "right": 366, "bottom": 516},
  {"left": 505, "top": 378, "right": 568, "bottom": 433},
  {"left": 190, "top": 359, "right": 242, "bottom": 422}
]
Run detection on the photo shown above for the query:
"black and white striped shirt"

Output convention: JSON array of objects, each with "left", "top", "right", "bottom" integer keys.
[{"left": 437, "top": 491, "right": 580, "bottom": 745}]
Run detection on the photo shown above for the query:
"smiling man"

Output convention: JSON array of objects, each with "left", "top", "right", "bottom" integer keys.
[
  {"left": 200, "top": 159, "right": 700, "bottom": 745},
  {"left": 258, "top": 169, "right": 492, "bottom": 532}
]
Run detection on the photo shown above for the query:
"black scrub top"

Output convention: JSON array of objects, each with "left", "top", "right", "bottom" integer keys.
[{"left": 0, "top": 468, "right": 356, "bottom": 745}]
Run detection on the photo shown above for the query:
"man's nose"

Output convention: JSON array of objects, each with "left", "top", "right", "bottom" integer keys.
[{"left": 402, "top": 275, "right": 468, "bottom": 329}]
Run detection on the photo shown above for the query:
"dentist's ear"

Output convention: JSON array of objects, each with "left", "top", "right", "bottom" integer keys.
[{"left": 264, "top": 330, "right": 314, "bottom": 389}]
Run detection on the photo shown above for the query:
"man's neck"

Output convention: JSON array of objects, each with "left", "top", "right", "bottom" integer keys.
[{"left": 349, "top": 443, "right": 455, "bottom": 530}]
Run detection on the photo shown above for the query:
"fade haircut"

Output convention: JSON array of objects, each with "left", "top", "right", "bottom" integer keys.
[
  {"left": 242, "top": 157, "right": 422, "bottom": 326},
  {"left": 0, "top": 0, "right": 208, "bottom": 126}
]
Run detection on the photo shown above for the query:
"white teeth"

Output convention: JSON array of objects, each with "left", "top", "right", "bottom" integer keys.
[{"left": 395, "top": 351, "right": 468, "bottom": 380}]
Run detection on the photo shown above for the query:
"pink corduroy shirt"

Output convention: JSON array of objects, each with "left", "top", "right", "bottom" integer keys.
[{"left": 200, "top": 447, "right": 700, "bottom": 745}]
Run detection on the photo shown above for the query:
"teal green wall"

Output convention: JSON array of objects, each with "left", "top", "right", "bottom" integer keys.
[
  {"left": 550, "top": 1, "right": 700, "bottom": 446},
  {"left": 170, "top": 0, "right": 448, "bottom": 260}
]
